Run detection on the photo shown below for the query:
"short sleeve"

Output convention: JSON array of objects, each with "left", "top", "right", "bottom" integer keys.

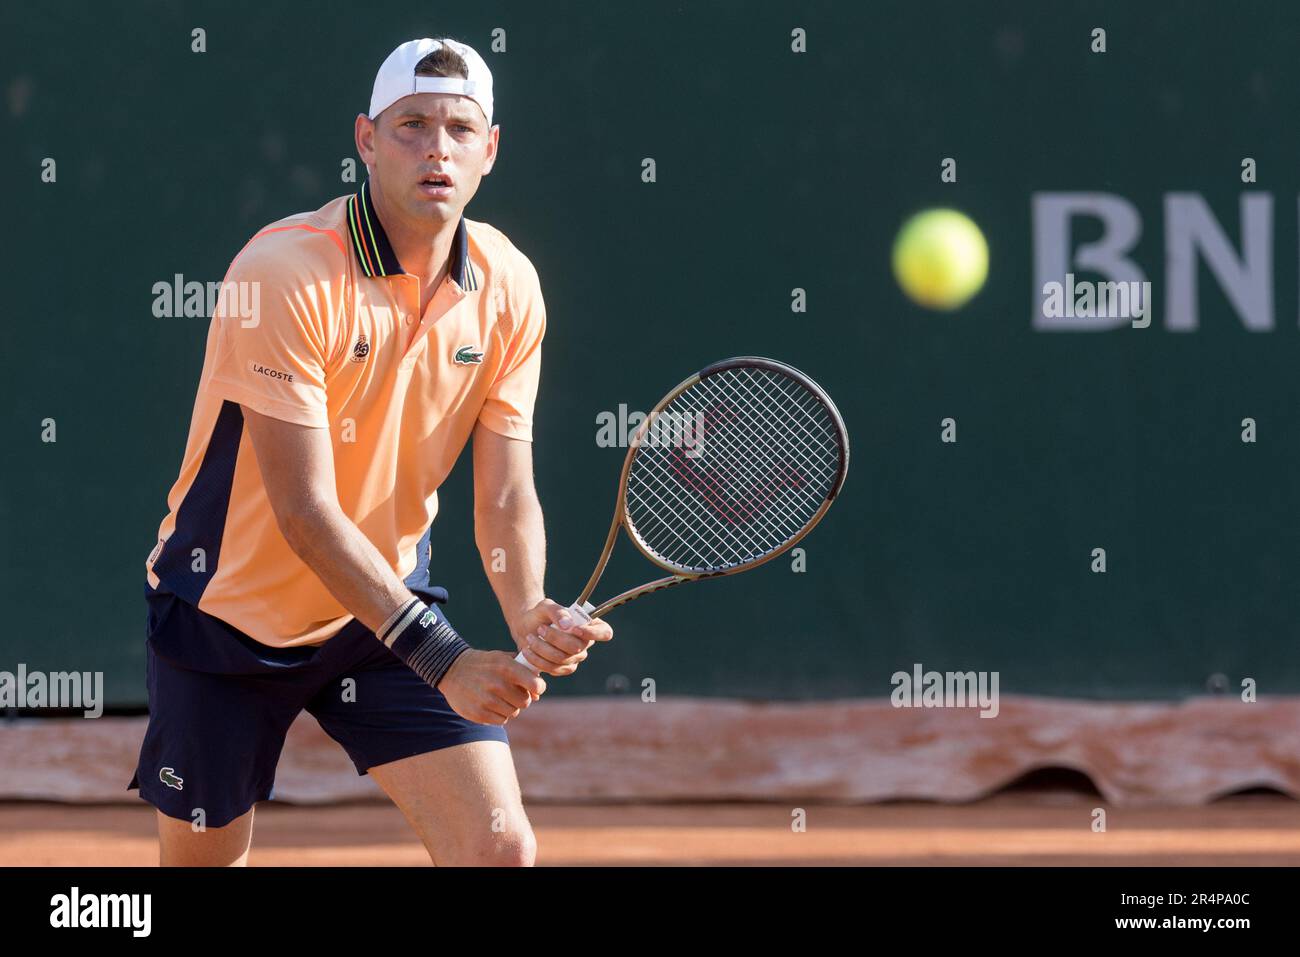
[
  {"left": 477, "top": 257, "right": 546, "bottom": 441},
  {"left": 204, "top": 232, "right": 340, "bottom": 429}
]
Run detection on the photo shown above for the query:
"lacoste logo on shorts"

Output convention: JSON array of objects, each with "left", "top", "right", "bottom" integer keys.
[
  {"left": 159, "top": 767, "right": 184, "bottom": 791},
  {"left": 351, "top": 333, "right": 371, "bottom": 363},
  {"left": 453, "top": 344, "right": 484, "bottom": 365}
]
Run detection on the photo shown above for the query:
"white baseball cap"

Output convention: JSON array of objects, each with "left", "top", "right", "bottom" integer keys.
[{"left": 368, "top": 38, "right": 494, "bottom": 126}]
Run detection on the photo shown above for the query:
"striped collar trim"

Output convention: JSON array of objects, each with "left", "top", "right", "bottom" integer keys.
[{"left": 346, "top": 179, "right": 479, "bottom": 291}]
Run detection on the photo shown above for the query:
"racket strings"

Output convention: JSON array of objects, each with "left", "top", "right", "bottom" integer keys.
[
  {"left": 628, "top": 471, "right": 754, "bottom": 567},
  {"left": 660, "top": 391, "right": 807, "bottom": 542},
  {"left": 684, "top": 370, "right": 837, "bottom": 507},
  {"left": 642, "top": 442, "right": 789, "bottom": 563},
  {"left": 690, "top": 369, "right": 839, "bottom": 506},
  {"left": 629, "top": 409, "right": 792, "bottom": 564},
  {"left": 668, "top": 372, "right": 834, "bottom": 542},
  {"left": 725, "top": 369, "right": 842, "bottom": 481},
  {"left": 629, "top": 454, "right": 770, "bottom": 570},
  {"left": 629, "top": 421, "right": 822, "bottom": 569},
  {"left": 625, "top": 366, "right": 844, "bottom": 572},
  {"left": 630, "top": 414, "right": 778, "bottom": 564}
]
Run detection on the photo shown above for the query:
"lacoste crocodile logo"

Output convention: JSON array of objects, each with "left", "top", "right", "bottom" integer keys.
[
  {"left": 453, "top": 345, "right": 484, "bottom": 365},
  {"left": 159, "top": 767, "right": 184, "bottom": 791}
]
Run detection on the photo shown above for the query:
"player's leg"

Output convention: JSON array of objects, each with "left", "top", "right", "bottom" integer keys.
[
  {"left": 368, "top": 741, "right": 535, "bottom": 866},
  {"left": 156, "top": 806, "right": 256, "bottom": 866},
  {"left": 129, "top": 587, "right": 310, "bottom": 867},
  {"left": 307, "top": 587, "right": 529, "bottom": 865},
  {"left": 131, "top": 642, "right": 294, "bottom": 866},
  {"left": 132, "top": 648, "right": 288, "bottom": 866}
]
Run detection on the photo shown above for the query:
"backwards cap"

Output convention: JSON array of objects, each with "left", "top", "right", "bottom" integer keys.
[{"left": 368, "top": 38, "right": 494, "bottom": 125}]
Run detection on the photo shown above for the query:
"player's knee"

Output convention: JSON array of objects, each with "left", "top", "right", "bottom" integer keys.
[
  {"left": 157, "top": 808, "right": 254, "bottom": 867},
  {"left": 495, "top": 829, "right": 537, "bottom": 867},
  {"left": 445, "top": 824, "right": 536, "bottom": 867}
]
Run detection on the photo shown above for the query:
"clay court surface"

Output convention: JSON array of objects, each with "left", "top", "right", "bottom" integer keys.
[{"left": 2, "top": 792, "right": 1297, "bottom": 866}]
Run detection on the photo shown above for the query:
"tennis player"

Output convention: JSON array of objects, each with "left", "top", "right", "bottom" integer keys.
[{"left": 129, "top": 37, "right": 612, "bottom": 866}]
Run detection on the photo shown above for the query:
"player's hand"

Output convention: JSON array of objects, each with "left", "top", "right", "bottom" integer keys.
[
  {"left": 437, "top": 649, "right": 547, "bottom": 725},
  {"left": 514, "top": 599, "right": 614, "bottom": 677}
]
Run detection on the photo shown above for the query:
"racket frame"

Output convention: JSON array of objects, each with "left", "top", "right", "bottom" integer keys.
[{"left": 573, "top": 356, "right": 850, "bottom": 620}]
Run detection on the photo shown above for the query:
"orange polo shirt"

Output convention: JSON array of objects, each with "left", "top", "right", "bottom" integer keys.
[{"left": 145, "top": 180, "right": 546, "bottom": 647}]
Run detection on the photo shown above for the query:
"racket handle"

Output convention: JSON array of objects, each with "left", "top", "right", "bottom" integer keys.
[{"left": 513, "top": 601, "right": 596, "bottom": 671}]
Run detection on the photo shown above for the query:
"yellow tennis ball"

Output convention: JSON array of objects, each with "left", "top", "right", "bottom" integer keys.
[{"left": 891, "top": 209, "right": 989, "bottom": 310}]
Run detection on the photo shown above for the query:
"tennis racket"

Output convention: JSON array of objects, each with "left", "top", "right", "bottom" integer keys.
[{"left": 515, "top": 356, "right": 849, "bottom": 669}]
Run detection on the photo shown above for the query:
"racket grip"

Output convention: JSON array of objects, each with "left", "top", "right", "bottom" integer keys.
[{"left": 513, "top": 601, "right": 596, "bottom": 671}]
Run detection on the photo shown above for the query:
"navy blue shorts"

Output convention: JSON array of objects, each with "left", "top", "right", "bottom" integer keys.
[{"left": 128, "top": 582, "right": 508, "bottom": 828}]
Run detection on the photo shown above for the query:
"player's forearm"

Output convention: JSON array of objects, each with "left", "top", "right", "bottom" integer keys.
[
  {"left": 475, "top": 491, "right": 547, "bottom": 646},
  {"left": 282, "top": 504, "right": 472, "bottom": 689},
  {"left": 279, "top": 502, "right": 414, "bottom": 633}
]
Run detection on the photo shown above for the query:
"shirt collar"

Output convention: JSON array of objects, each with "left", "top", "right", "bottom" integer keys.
[{"left": 346, "top": 178, "right": 479, "bottom": 291}]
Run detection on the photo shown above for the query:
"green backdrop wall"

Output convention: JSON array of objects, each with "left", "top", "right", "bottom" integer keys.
[{"left": 5, "top": 1, "right": 1299, "bottom": 705}]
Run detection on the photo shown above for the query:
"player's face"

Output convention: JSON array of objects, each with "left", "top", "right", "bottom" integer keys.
[{"left": 366, "top": 93, "right": 498, "bottom": 224}]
